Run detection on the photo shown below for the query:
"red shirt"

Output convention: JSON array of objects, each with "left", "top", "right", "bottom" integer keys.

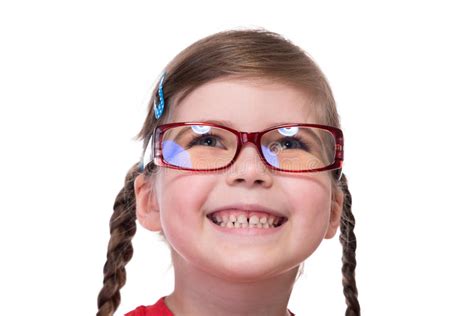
[
  {"left": 125, "top": 297, "right": 173, "bottom": 316},
  {"left": 125, "top": 297, "right": 295, "bottom": 315}
]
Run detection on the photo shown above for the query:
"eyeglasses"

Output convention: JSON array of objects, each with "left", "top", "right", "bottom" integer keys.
[{"left": 146, "top": 122, "right": 343, "bottom": 174}]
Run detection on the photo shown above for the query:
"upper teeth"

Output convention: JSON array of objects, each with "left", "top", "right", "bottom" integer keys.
[{"left": 211, "top": 212, "right": 281, "bottom": 229}]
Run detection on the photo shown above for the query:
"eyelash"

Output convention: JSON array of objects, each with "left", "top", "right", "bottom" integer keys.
[
  {"left": 187, "top": 134, "right": 311, "bottom": 151},
  {"left": 186, "top": 133, "right": 225, "bottom": 149},
  {"left": 280, "top": 135, "right": 310, "bottom": 151}
]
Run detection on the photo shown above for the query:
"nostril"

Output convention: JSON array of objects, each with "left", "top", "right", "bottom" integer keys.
[{"left": 233, "top": 178, "right": 264, "bottom": 184}]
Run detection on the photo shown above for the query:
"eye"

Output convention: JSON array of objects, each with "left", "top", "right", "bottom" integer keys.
[
  {"left": 187, "top": 134, "right": 225, "bottom": 148},
  {"left": 267, "top": 136, "right": 309, "bottom": 155},
  {"left": 279, "top": 136, "right": 308, "bottom": 150},
  {"left": 195, "top": 135, "right": 218, "bottom": 146}
]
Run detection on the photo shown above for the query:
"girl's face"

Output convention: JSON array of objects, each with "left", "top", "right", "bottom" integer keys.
[{"left": 139, "top": 77, "right": 342, "bottom": 282}]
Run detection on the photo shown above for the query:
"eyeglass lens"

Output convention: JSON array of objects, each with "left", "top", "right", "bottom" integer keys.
[{"left": 160, "top": 125, "right": 336, "bottom": 171}]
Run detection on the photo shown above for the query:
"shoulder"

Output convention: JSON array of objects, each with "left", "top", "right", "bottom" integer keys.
[{"left": 124, "top": 297, "right": 173, "bottom": 316}]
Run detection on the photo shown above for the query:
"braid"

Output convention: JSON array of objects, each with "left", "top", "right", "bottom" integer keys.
[
  {"left": 338, "top": 173, "right": 361, "bottom": 315},
  {"left": 97, "top": 163, "right": 142, "bottom": 316}
]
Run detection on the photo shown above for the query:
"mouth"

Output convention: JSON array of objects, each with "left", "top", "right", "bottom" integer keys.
[{"left": 206, "top": 210, "right": 288, "bottom": 229}]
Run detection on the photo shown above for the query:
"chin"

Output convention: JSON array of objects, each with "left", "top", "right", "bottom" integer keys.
[{"left": 203, "top": 255, "right": 298, "bottom": 283}]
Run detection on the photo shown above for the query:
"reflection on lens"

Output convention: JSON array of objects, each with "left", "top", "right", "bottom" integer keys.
[
  {"left": 278, "top": 126, "right": 298, "bottom": 136},
  {"left": 191, "top": 125, "right": 211, "bottom": 134},
  {"left": 262, "top": 145, "right": 280, "bottom": 168},
  {"left": 162, "top": 140, "right": 192, "bottom": 168}
]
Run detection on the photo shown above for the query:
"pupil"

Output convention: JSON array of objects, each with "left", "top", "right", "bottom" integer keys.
[
  {"left": 202, "top": 137, "right": 215, "bottom": 146},
  {"left": 283, "top": 139, "right": 296, "bottom": 149}
]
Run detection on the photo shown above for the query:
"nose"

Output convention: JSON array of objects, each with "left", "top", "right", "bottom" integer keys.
[{"left": 225, "top": 142, "right": 273, "bottom": 188}]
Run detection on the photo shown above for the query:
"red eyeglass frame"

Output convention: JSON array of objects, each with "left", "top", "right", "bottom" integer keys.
[{"left": 151, "top": 122, "right": 344, "bottom": 174}]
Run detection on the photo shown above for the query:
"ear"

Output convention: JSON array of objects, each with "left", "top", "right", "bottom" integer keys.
[
  {"left": 134, "top": 173, "right": 161, "bottom": 232},
  {"left": 324, "top": 187, "right": 344, "bottom": 239}
]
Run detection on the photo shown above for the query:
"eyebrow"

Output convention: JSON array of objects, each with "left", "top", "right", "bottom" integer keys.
[
  {"left": 193, "top": 119, "right": 297, "bottom": 131},
  {"left": 194, "top": 119, "right": 236, "bottom": 128}
]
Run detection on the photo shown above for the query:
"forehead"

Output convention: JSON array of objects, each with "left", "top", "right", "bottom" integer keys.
[{"left": 170, "top": 78, "right": 321, "bottom": 131}]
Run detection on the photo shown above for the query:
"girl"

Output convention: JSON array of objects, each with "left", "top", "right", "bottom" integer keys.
[{"left": 97, "top": 28, "right": 359, "bottom": 316}]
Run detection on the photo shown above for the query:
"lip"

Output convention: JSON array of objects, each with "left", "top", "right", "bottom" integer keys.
[{"left": 207, "top": 203, "right": 287, "bottom": 219}]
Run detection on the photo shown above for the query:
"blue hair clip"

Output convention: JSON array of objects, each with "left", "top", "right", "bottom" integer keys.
[
  {"left": 140, "top": 72, "right": 166, "bottom": 172},
  {"left": 154, "top": 72, "right": 166, "bottom": 119}
]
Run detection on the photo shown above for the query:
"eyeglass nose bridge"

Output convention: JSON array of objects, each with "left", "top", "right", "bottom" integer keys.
[
  {"left": 233, "top": 131, "right": 269, "bottom": 167},
  {"left": 239, "top": 131, "right": 260, "bottom": 145}
]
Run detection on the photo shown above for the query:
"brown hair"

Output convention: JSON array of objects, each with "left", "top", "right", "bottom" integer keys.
[{"left": 97, "top": 28, "right": 359, "bottom": 316}]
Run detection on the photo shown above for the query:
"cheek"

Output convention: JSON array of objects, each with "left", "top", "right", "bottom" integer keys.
[
  {"left": 155, "top": 172, "right": 214, "bottom": 246},
  {"left": 157, "top": 171, "right": 212, "bottom": 213},
  {"left": 284, "top": 176, "right": 333, "bottom": 251}
]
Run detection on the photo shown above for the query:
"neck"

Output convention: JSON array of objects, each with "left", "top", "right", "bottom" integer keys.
[{"left": 166, "top": 251, "right": 298, "bottom": 316}]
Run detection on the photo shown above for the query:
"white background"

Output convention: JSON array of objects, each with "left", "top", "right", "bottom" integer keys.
[{"left": 1, "top": 1, "right": 473, "bottom": 315}]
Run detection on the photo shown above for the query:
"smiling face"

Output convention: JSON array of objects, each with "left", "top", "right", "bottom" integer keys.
[{"left": 136, "top": 77, "right": 342, "bottom": 282}]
